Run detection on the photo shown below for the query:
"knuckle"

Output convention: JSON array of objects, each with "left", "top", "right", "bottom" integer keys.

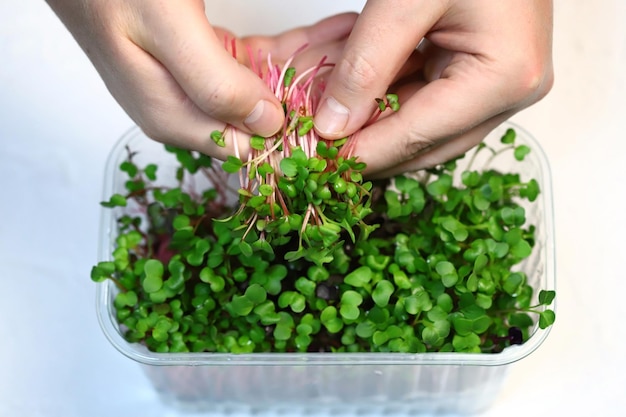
[
  {"left": 195, "top": 78, "right": 240, "bottom": 118},
  {"left": 337, "top": 51, "right": 381, "bottom": 95},
  {"left": 405, "top": 136, "right": 437, "bottom": 160},
  {"left": 403, "top": 127, "right": 438, "bottom": 160},
  {"left": 138, "top": 117, "right": 175, "bottom": 145},
  {"left": 507, "top": 58, "right": 554, "bottom": 105},
  {"left": 134, "top": 105, "right": 186, "bottom": 146}
]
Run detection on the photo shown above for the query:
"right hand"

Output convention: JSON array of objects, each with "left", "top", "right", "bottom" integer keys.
[{"left": 46, "top": 0, "right": 358, "bottom": 159}]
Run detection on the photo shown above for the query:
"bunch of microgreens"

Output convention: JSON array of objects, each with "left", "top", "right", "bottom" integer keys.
[{"left": 91, "top": 47, "right": 555, "bottom": 354}]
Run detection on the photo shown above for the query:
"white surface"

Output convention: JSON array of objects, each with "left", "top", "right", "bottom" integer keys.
[{"left": 0, "top": 1, "right": 624, "bottom": 416}]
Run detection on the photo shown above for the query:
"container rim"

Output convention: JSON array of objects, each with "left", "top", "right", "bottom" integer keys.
[{"left": 96, "top": 121, "right": 556, "bottom": 367}]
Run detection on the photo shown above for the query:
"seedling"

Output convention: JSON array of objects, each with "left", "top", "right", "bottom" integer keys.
[{"left": 92, "top": 47, "right": 555, "bottom": 354}]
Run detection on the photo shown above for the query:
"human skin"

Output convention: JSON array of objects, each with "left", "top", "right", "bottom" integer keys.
[
  {"left": 314, "top": 0, "right": 554, "bottom": 177},
  {"left": 45, "top": 0, "right": 358, "bottom": 159}
]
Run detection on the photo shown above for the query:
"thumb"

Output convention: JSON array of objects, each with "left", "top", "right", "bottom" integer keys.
[
  {"left": 130, "top": 1, "right": 284, "bottom": 137},
  {"left": 314, "top": 0, "right": 444, "bottom": 139}
]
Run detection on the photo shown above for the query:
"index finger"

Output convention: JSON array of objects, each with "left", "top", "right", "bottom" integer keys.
[{"left": 130, "top": 0, "right": 284, "bottom": 137}]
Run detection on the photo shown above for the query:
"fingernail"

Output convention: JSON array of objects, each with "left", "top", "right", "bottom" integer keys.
[
  {"left": 244, "top": 100, "right": 282, "bottom": 137},
  {"left": 315, "top": 97, "right": 350, "bottom": 136}
]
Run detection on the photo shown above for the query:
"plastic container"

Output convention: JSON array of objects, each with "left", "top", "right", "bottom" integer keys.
[{"left": 96, "top": 121, "right": 555, "bottom": 415}]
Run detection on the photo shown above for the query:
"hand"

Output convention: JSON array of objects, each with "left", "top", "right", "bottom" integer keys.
[
  {"left": 314, "top": 0, "right": 554, "bottom": 177},
  {"left": 45, "top": 0, "right": 357, "bottom": 159}
]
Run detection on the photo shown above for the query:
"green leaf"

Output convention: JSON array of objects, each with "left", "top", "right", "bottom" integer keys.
[
  {"left": 144, "top": 164, "right": 158, "bottom": 180},
  {"left": 165, "top": 260, "right": 186, "bottom": 291},
  {"left": 509, "top": 313, "right": 534, "bottom": 328},
  {"left": 452, "top": 317, "right": 473, "bottom": 336},
  {"left": 510, "top": 239, "right": 532, "bottom": 259},
  {"left": 257, "top": 162, "right": 274, "bottom": 177},
  {"left": 422, "top": 326, "right": 442, "bottom": 346},
  {"left": 339, "top": 290, "right": 363, "bottom": 320},
  {"left": 475, "top": 293, "right": 493, "bottom": 310},
  {"left": 90, "top": 261, "right": 116, "bottom": 282},
  {"left": 120, "top": 161, "right": 138, "bottom": 177},
  {"left": 437, "top": 293, "right": 453, "bottom": 313},
  {"left": 296, "top": 323, "right": 313, "bottom": 337},
  {"left": 222, "top": 156, "right": 243, "bottom": 173},
  {"left": 365, "top": 306, "right": 388, "bottom": 325},
  {"left": 452, "top": 333, "right": 481, "bottom": 351},
  {"left": 172, "top": 214, "right": 190, "bottom": 230},
  {"left": 250, "top": 135, "right": 266, "bottom": 151},
  {"left": 143, "top": 259, "right": 164, "bottom": 293},
  {"left": 252, "top": 238, "right": 274, "bottom": 256},
  {"left": 373, "top": 330, "right": 390, "bottom": 346},
  {"left": 391, "top": 269, "right": 411, "bottom": 289},
  {"left": 538, "top": 290, "right": 556, "bottom": 305},
  {"left": 210, "top": 130, "right": 225, "bottom": 147},
  {"left": 426, "top": 174, "right": 452, "bottom": 197},
  {"left": 501, "top": 206, "right": 525, "bottom": 226},
  {"left": 291, "top": 278, "right": 313, "bottom": 298},
  {"left": 376, "top": 98, "right": 386, "bottom": 112},
  {"left": 152, "top": 319, "right": 172, "bottom": 342},
  {"left": 101, "top": 194, "right": 127, "bottom": 208},
  {"left": 280, "top": 158, "right": 298, "bottom": 177},
  {"left": 229, "top": 295, "right": 254, "bottom": 317},
  {"left": 321, "top": 306, "right": 343, "bottom": 333},
  {"left": 344, "top": 266, "right": 373, "bottom": 287},
  {"left": 514, "top": 145, "right": 531, "bottom": 161},
  {"left": 239, "top": 241, "right": 253, "bottom": 257},
  {"left": 341, "top": 290, "right": 364, "bottom": 306},
  {"left": 435, "top": 261, "right": 458, "bottom": 288},
  {"left": 462, "top": 171, "right": 481, "bottom": 187},
  {"left": 503, "top": 272, "right": 525, "bottom": 295},
  {"left": 283, "top": 67, "right": 296, "bottom": 87},
  {"left": 355, "top": 321, "right": 376, "bottom": 338},
  {"left": 466, "top": 273, "right": 479, "bottom": 292},
  {"left": 521, "top": 179, "right": 540, "bottom": 202},
  {"left": 274, "top": 324, "right": 293, "bottom": 341},
  {"left": 278, "top": 291, "right": 306, "bottom": 313},
  {"left": 199, "top": 268, "right": 225, "bottom": 292},
  {"left": 473, "top": 254, "right": 488, "bottom": 273},
  {"left": 114, "top": 291, "right": 138, "bottom": 308},
  {"left": 501, "top": 128, "right": 516, "bottom": 144},
  {"left": 493, "top": 242, "right": 510, "bottom": 258},
  {"left": 441, "top": 217, "right": 468, "bottom": 242},
  {"left": 245, "top": 283, "right": 267, "bottom": 305},
  {"left": 403, "top": 295, "right": 420, "bottom": 315},
  {"left": 427, "top": 306, "right": 449, "bottom": 323},
  {"left": 538, "top": 309, "right": 556, "bottom": 329},
  {"left": 321, "top": 305, "right": 337, "bottom": 322},
  {"left": 472, "top": 315, "right": 492, "bottom": 334},
  {"left": 372, "top": 280, "right": 394, "bottom": 307},
  {"left": 385, "top": 93, "right": 399, "bottom": 107},
  {"left": 298, "top": 117, "right": 314, "bottom": 136},
  {"left": 254, "top": 300, "right": 278, "bottom": 323},
  {"left": 340, "top": 304, "right": 360, "bottom": 320},
  {"left": 316, "top": 141, "right": 328, "bottom": 157},
  {"left": 259, "top": 184, "right": 273, "bottom": 196},
  {"left": 472, "top": 193, "right": 490, "bottom": 211}
]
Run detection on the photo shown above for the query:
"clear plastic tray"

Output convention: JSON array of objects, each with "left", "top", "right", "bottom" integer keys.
[{"left": 96, "top": 121, "right": 555, "bottom": 415}]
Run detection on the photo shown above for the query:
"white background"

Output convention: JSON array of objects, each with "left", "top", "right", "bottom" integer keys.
[{"left": 1, "top": 1, "right": 625, "bottom": 416}]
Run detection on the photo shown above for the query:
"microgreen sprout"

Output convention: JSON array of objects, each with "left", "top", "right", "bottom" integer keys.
[
  {"left": 92, "top": 47, "right": 555, "bottom": 355},
  {"left": 212, "top": 49, "right": 402, "bottom": 266}
]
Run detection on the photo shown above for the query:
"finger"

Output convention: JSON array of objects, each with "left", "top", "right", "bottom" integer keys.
[
  {"left": 129, "top": 1, "right": 283, "bottom": 137},
  {"left": 364, "top": 115, "right": 512, "bottom": 178},
  {"left": 107, "top": 37, "right": 251, "bottom": 161},
  {"left": 314, "top": 0, "right": 446, "bottom": 139},
  {"left": 348, "top": 51, "right": 518, "bottom": 175},
  {"left": 237, "top": 12, "right": 359, "bottom": 64}
]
